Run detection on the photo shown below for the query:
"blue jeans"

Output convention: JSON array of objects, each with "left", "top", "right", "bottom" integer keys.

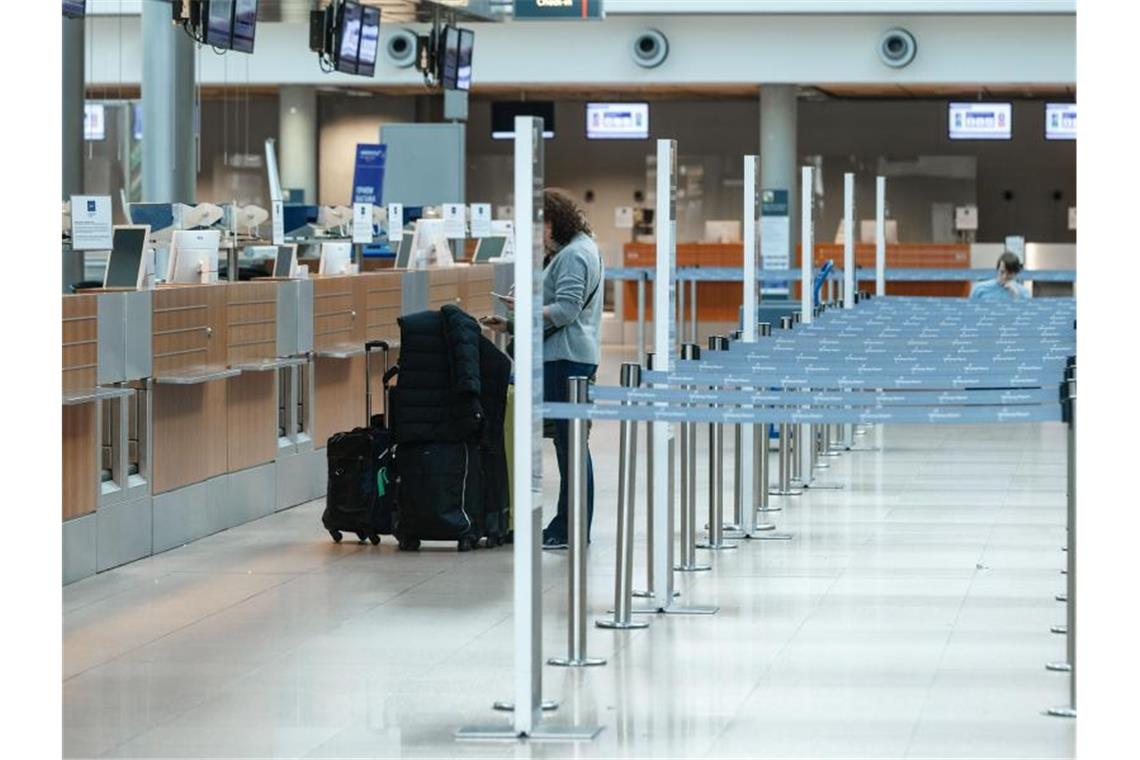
[{"left": 543, "top": 360, "right": 596, "bottom": 542}]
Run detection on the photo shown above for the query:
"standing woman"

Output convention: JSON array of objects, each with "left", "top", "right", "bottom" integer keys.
[{"left": 539, "top": 191, "right": 604, "bottom": 548}]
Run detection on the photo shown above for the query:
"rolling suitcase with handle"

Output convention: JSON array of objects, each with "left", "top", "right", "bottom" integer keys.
[{"left": 321, "top": 340, "right": 395, "bottom": 545}]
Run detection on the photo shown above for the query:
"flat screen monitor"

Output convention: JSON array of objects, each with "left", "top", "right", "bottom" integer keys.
[
  {"left": 472, "top": 236, "right": 507, "bottom": 263},
  {"left": 318, "top": 241, "right": 353, "bottom": 275},
  {"left": 167, "top": 230, "right": 221, "bottom": 284},
  {"left": 231, "top": 0, "right": 258, "bottom": 54},
  {"left": 1045, "top": 102, "right": 1076, "bottom": 140},
  {"left": 587, "top": 102, "right": 649, "bottom": 140},
  {"left": 84, "top": 103, "right": 105, "bottom": 141},
  {"left": 457, "top": 29, "right": 475, "bottom": 91},
  {"left": 129, "top": 203, "right": 174, "bottom": 232},
  {"left": 491, "top": 101, "right": 555, "bottom": 140},
  {"left": 439, "top": 26, "right": 462, "bottom": 89},
  {"left": 356, "top": 6, "right": 380, "bottom": 77},
  {"left": 104, "top": 226, "right": 151, "bottom": 289},
  {"left": 272, "top": 244, "right": 298, "bottom": 278},
  {"left": 206, "top": 0, "right": 235, "bottom": 49},
  {"left": 395, "top": 232, "right": 416, "bottom": 269},
  {"left": 336, "top": 1, "right": 363, "bottom": 75},
  {"left": 948, "top": 101, "right": 1012, "bottom": 140},
  {"left": 410, "top": 219, "right": 446, "bottom": 265},
  {"left": 63, "top": 1, "right": 86, "bottom": 19}
]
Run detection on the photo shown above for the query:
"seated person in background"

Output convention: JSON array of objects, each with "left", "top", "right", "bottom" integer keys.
[{"left": 970, "top": 251, "right": 1031, "bottom": 301}]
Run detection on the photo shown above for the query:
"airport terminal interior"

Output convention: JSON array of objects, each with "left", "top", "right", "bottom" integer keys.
[{"left": 57, "top": 1, "right": 1091, "bottom": 758}]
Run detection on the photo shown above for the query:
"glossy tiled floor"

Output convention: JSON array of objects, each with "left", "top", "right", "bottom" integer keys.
[{"left": 64, "top": 349, "right": 1075, "bottom": 759}]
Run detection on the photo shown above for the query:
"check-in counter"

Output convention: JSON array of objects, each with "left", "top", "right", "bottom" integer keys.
[{"left": 62, "top": 265, "right": 498, "bottom": 584}]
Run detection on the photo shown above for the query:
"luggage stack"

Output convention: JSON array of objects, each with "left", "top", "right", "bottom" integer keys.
[{"left": 386, "top": 305, "right": 512, "bottom": 552}]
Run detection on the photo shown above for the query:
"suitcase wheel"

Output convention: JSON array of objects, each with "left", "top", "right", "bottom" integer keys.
[
  {"left": 356, "top": 533, "right": 369, "bottom": 544},
  {"left": 369, "top": 534, "right": 382, "bottom": 546},
  {"left": 329, "top": 530, "right": 343, "bottom": 544},
  {"left": 485, "top": 535, "right": 501, "bottom": 549},
  {"left": 398, "top": 537, "right": 421, "bottom": 552},
  {"left": 458, "top": 536, "right": 477, "bottom": 553}
]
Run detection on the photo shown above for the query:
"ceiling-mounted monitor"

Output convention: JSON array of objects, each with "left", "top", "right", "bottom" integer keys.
[
  {"left": 457, "top": 29, "right": 475, "bottom": 91},
  {"left": 335, "top": 1, "right": 364, "bottom": 75},
  {"left": 491, "top": 101, "right": 555, "bottom": 140},
  {"left": 587, "top": 102, "right": 649, "bottom": 140},
  {"left": 84, "top": 103, "right": 106, "bottom": 141},
  {"left": 206, "top": 1, "right": 236, "bottom": 49},
  {"left": 1045, "top": 102, "right": 1076, "bottom": 140},
  {"left": 356, "top": 6, "right": 381, "bottom": 77},
  {"left": 231, "top": 0, "right": 259, "bottom": 54},
  {"left": 948, "top": 102, "right": 1012, "bottom": 140}
]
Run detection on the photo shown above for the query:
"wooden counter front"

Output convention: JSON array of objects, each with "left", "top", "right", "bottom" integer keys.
[
  {"left": 622, "top": 241, "right": 972, "bottom": 320},
  {"left": 225, "top": 282, "right": 279, "bottom": 473},
  {"left": 150, "top": 285, "right": 229, "bottom": 494}
]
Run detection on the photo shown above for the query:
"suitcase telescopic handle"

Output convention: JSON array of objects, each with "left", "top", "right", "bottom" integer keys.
[{"left": 366, "top": 340, "right": 389, "bottom": 352}]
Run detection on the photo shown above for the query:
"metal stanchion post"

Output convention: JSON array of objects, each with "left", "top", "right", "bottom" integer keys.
[
  {"left": 676, "top": 344, "right": 711, "bottom": 572},
  {"left": 633, "top": 353, "right": 656, "bottom": 599},
  {"left": 1048, "top": 370, "right": 1076, "bottom": 718},
  {"left": 690, "top": 277, "right": 698, "bottom": 344},
  {"left": 598, "top": 364, "right": 650, "bottom": 631},
  {"left": 548, "top": 377, "right": 606, "bottom": 668},
  {"left": 698, "top": 336, "right": 736, "bottom": 552},
  {"left": 636, "top": 274, "right": 647, "bottom": 367},
  {"left": 770, "top": 317, "right": 802, "bottom": 497}
]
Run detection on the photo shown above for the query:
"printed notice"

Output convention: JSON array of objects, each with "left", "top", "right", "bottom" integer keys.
[
  {"left": 352, "top": 203, "right": 374, "bottom": 244},
  {"left": 70, "top": 195, "right": 113, "bottom": 251},
  {"left": 387, "top": 203, "right": 404, "bottom": 242},
  {"left": 469, "top": 204, "right": 492, "bottom": 238},
  {"left": 443, "top": 204, "right": 467, "bottom": 239},
  {"left": 272, "top": 200, "right": 285, "bottom": 245}
]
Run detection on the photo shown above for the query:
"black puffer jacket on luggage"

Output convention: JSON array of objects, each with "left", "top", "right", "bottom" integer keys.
[{"left": 390, "top": 304, "right": 485, "bottom": 444}]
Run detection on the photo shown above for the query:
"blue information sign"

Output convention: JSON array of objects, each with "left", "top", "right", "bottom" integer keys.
[
  {"left": 351, "top": 144, "right": 387, "bottom": 206},
  {"left": 514, "top": 0, "right": 605, "bottom": 20}
]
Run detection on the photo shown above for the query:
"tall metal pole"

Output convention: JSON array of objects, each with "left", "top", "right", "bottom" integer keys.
[
  {"left": 676, "top": 344, "right": 710, "bottom": 573},
  {"left": 771, "top": 316, "right": 802, "bottom": 497},
  {"left": 698, "top": 336, "right": 736, "bottom": 551},
  {"left": 598, "top": 365, "right": 650, "bottom": 632},
  {"left": 1048, "top": 370, "right": 1076, "bottom": 719},
  {"left": 875, "top": 176, "right": 887, "bottom": 297}
]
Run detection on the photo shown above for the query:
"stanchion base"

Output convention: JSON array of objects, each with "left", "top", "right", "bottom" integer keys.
[
  {"left": 1051, "top": 625, "right": 1067, "bottom": 635},
  {"left": 456, "top": 724, "right": 603, "bottom": 742},
  {"left": 493, "top": 701, "right": 559, "bottom": 713},
  {"left": 1060, "top": 569, "right": 1067, "bottom": 575},
  {"left": 596, "top": 618, "right": 650, "bottom": 630},
  {"left": 632, "top": 589, "right": 680, "bottom": 599},
  {"left": 1056, "top": 594, "right": 1068, "bottom": 603},
  {"left": 1045, "top": 707, "right": 1076, "bottom": 719},
  {"left": 822, "top": 451, "right": 842, "bottom": 458},
  {"left": 848, "top": 447, "right": 882, "bottom": 453},
  {"left": 740, "top": 532, "right": 794, "bottom": 541},
  {"left": 674, "top": 563, "right": 712, "bottom": 572},
  {"left": 547, "top": 657, "right": 606, "bottom": 668},
  {"left": 757, "top": 505, "right": 784, "bottom": 513},
  {"left": 629, "top": 604, "right": 719, "bottom": 616},
  {"left": 696, "top": 541, "right": 738, "bottom": 551},
  {"left": 708, "top": 523, "right": 741, "bottom": 532},
  {"left": 754, "top": 522, "right": 777, "bottom": 531},
  {"left": 813, "top": 462, "right": 831, "bottom": 470},
  {"left": 769, "top": 489, "right": 803, "bottom": 497},
  {"left": 805, "top": 482, "right": 845, "bottom": 490},
  {"left": 1045, "top": 662, "right": 1072, "bottom": 673}
]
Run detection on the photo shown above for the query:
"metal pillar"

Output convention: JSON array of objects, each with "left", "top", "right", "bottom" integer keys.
[
  {"left": 62, "top": 14, "right": 85, "bottom": 201},
  {"left": 598, "top": 365, "right": 650, "bottom": 632},
  {"left": 548, "top": 377, "right": 605, "bottom": 668},
  {"left": 278, "top": 86, "right": 318, "bottom": 203},
  {"left": 760, "top": 85, "right": 799, "bottom": 269},
  {"left": 142, "top": 2, "right": 196, "bottom": 203}
]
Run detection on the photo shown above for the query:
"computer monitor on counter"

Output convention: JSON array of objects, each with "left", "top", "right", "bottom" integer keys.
[{"left": 166, "top": 230, "right": 222, "bottom": 284}]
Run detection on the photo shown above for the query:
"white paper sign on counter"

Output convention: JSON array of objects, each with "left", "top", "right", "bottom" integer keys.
[
  {"left": 443, "top": 204, "right": 467, "bottom": 239},
  {"left": 70, "top": 195, "right": 113, "bottom": 251},
  {"left": 469, "top": 204, "right": 492, "bottom": 238},
  {"left": 272, "top": 200, "right": 285, "bottom": 245},
  {"left": 387, "top": 203, "right": 404, "bottom": 242},
  {"left": 352, "top": 203, "right": 374, "bottom": 244}
]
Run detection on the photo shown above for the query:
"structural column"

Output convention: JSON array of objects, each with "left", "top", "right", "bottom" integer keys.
[
  {"left": 759, "top": 85, "right": 799, "bottom": 272},
  {"left": 62, "top": 13, "right": 85, "bottom": 200},
  {"left": 142, "top": 3, "right": 196, "bottom": 204},
  {"left": 278, "top": 86, "right": 319, "bottom": 204}
]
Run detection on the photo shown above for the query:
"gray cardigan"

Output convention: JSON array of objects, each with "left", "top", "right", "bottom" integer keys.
[{"left": 542, "top": 233, "right": 604, "bottom": 365}]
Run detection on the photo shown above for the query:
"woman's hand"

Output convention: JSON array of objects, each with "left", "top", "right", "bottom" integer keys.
[{"left": 480, "top": 315, "right": 511, "bottom": 334}]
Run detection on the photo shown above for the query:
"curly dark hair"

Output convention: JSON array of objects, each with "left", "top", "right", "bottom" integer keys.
[
  {"left": 543, "top": 190, "right": 593, "bottom": 248},
  {"left": 997, "top": 251, "right": 1023, "bottom": 274}
]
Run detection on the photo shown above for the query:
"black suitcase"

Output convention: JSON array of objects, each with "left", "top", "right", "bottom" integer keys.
[
  {"left": 321, "top": 340, "right": 395, "bottom": 545},
  {"left": 393, "top": 441, "right": 483, "bottom": 552}
]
